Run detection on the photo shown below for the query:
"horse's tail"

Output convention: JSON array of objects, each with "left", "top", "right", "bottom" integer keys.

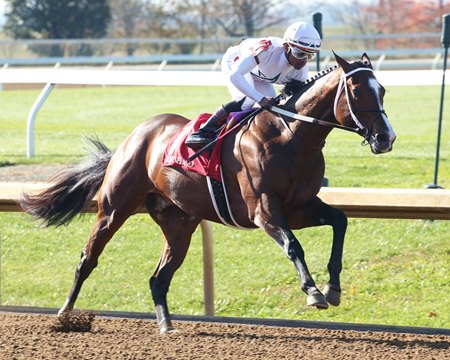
[{"left": 20, "top": 136, "right": 114, "bottom": 227}]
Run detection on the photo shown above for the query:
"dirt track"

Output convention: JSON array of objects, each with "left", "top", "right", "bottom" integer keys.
[{"left": 0, "top": 312, "right": 449, "bottom": 360}]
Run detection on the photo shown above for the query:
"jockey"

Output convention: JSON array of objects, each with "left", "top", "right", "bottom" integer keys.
[{"left": 186, "top": 21, "right": 321, "bottom": 150}]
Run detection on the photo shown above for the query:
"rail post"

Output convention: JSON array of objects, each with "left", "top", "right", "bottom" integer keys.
[{"left": 427, "top": 13, "right": 450, "bottom": 189}]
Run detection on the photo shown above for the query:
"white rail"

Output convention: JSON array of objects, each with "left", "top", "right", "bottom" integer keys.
[
  {"left": 2, "top": 68, "right": 449, "bottom": 87},
  {"left": 0, "top": 68, "right": 448, "bottom": 158}
]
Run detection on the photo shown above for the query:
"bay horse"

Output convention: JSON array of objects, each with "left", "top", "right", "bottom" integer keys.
[{"left": 20, "top": 53, "right": 396, "bottom": 333}]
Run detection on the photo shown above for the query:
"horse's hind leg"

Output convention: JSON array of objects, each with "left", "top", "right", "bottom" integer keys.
[
  {"left": 58, "top": 165, "right": 149, "bottom": 317},
  {"left": 146, "top": 194, "right": 200, "bottom": 333},
  {"left": 57, "top": 208, "right": 130, "bottom": 317}
]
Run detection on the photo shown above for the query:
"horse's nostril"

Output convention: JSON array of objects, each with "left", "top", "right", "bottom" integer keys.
[{"left": 375, "top": 133, "right": 389, "bottom": 143}]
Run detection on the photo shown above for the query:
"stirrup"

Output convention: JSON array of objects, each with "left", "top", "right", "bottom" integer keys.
[{"left": 185, "top": 129, "right": 216, "bottom": 150}]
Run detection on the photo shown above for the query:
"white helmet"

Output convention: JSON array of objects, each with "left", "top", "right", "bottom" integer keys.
[{"left": 283, "top": 21, "right": 321, "bottom": 59}]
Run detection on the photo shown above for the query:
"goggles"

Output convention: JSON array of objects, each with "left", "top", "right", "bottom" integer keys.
[{"left": 289, "top": 45, "right": 316, "bottom": 61}]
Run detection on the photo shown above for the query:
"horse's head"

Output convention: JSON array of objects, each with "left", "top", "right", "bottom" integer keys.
[{"left": 333, "top": 52, "right": 396, "bottom": 154}]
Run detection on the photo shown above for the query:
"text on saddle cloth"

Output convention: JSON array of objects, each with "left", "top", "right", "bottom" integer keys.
[{"left": 162, "top": 110, "right": 253, "bottom": 182}]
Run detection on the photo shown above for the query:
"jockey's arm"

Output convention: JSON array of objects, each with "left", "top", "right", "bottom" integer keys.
[{"left": 229, "top": 55, "right": 265, "bottom": 103}]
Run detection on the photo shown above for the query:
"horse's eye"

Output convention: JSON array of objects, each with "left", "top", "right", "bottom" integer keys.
[{"left": 352, "top": 88, "right": 362, "bottom": 98}]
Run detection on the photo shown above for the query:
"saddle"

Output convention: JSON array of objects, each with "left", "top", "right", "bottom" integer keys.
[{"left": 162, "top": 110, "right": 254, "bottom": 228}]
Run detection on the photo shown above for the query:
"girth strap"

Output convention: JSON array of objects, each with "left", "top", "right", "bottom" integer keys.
[{"left": 206, "top": 167, "right": 249, "bottom": 229}]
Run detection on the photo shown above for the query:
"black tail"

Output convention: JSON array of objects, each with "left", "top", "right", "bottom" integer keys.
[{"left": 20, "top": 136, "right": 113, "bottom": 227}]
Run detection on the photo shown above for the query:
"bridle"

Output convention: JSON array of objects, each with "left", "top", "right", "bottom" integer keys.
[
  {"left": 271, "top": 66, "right": 387, "bottom": 143},
  {"left": 333, "top": 67, "right": 387, "bottom": 143}
]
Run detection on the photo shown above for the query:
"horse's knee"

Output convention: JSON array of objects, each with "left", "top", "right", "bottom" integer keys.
[
  {"left": 283, "top": 238, "right": 305, "bottom": 262},
  {"left": 331, "top": 207, "right": 348, "bottom": 228},
  {"left": 320, "top": 204, "right": 347, "bottom": 231},
  {"left": 331, "top": 207, "right": 347, "bottom": 231}
]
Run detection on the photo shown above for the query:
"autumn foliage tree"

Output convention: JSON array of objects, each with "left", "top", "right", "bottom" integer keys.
[{"left": 365, "top": 0, "right": 450, "bottom": 47}]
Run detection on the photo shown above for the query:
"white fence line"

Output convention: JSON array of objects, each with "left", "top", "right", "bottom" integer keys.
[
  {"left": 0, "top": 32, "right": 443, "bottom": 70},
  {"left": 0, "top": 69, "right": 227, "bottom": 87},
  {"left": 1, "top": 68, "right": 449, "bottom": 87},
  {"left": 0, "top": 68, "right": 448, "bottom": 158},
  {"left": 0, "top": 50, "right": 446, "bottom": 70}
]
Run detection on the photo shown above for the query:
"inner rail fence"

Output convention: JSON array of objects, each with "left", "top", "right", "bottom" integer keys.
[{"left": 0, "top": 183, "right": 449, "bottom": 316}]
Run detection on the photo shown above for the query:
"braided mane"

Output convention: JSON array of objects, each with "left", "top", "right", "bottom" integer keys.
[
  {"left": 282, "top": 65, "right": 340, "bottom": 96},
  {"left": 282, "top": 58, "right": 372, "bottom": 97}
]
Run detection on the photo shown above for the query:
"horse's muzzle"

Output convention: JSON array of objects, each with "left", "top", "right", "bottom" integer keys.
[{"left": 370, "top": 132, "right": 396, "bottom": 154}]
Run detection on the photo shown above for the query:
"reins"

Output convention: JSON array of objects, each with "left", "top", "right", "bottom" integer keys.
[
  {"left": 271, "top": 65, "right": 386, "bottom": 141},
  {"left": 188, "top": 63, "right": 385, "bottom": 162},
  {"left": 269, "top": 105, "right": 367, "bottom": 137}
]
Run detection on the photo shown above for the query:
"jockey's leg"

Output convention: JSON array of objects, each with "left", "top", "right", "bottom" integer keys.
[{"left": 186, "top": 98, "right": 245, "bottom": 149}]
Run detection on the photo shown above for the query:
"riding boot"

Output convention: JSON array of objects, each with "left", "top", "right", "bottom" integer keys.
[{"left": 186, "top": 99, "right": 244, "bottom": 150}]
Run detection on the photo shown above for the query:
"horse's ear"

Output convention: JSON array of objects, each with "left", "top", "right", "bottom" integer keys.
[
  {"left": 333, "top": 50, "right": 352, "bottom": 73},
  {"left": 361, "top": 53, "right": 373, "bottom": 69}
]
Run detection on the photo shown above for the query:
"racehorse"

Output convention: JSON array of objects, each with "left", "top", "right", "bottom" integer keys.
[{"left": 20, "top": 53, "right": 396, "bottom": 333}]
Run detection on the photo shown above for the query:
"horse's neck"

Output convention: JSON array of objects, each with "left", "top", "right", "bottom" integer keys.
[
  {"left": 294, "top": 71, "right": 339, "bottom": 121},
  {"left": 281, "top": 71, "right": 340, "bottom": 148}
]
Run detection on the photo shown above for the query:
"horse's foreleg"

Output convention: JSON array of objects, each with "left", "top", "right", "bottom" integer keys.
[
  {"left": 317, "top": 202, "right": 347, "bottom": 306},
  {"left": 253, "top": 196, "right": 328, "bottom": 309},
  {"left": 287, "top": 198, "right": 347, "bottom": 307},
  {"left": 147, "top": 197, "right": 200, "bottom": 333}
]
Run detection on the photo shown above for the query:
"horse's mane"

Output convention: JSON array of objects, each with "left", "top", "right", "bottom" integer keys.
[
  {"left": 282, "top": 58, "right": 372, "bottom": 97},
  {"left": 282, "top": 65, "right": 340, "bottom": 97}
]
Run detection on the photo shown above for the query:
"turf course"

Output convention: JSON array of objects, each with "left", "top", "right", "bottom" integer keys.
[{"left": 0, "top": 85, "right": 449, "bottom": 328}]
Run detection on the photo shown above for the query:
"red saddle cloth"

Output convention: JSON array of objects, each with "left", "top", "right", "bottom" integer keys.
[{"left": 162, "top": 113, "right": 224, "bottom": 181}]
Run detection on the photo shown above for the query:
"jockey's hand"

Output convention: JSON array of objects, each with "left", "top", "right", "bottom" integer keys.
[{"left": 258, "top": 96, "right": 278, "bottom": 110}]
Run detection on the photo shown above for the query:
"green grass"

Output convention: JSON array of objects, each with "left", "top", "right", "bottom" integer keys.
[
  {"left": 0, "top": 85, "right": 449, "bottom": 329},
  {"left": 0, "top": 85, "right": 448, "bottom": 187}
]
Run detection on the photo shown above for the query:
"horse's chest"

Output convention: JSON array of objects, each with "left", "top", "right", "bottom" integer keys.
[
  {"left": 234, "top": 128, "right": 325, "bottom": 205},
  {"left": 274, "top": 152, "right": 325, "bottom": 203}
]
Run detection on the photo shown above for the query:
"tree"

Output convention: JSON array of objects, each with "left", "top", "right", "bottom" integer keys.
[
  {"left": 365, "top": 0, "right": 450, "bottom": 48},
  {"left": 108, "top": 0, "right": 166, "bottom": 55},
  {"left": 367, "top": 0, "right": 450, "bottom": 33},
  {"left": 327, "top": 0, "right": 450, "bottom": 49},
  {"left": 4, "top": 0, "right": 111, "bottom": 56},
  {"left": 207, "top": 0, "right": 303, "bottom": 38},
  {"left": 157, "top": 0, "right": 314, "bottom": 55}
]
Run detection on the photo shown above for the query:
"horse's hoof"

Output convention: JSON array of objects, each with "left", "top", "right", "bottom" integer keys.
[
  {"left": 307, "top": 290, "right": 329, "bottom": 309},
  {"left": 159, "top": 320, "right": 175, "bottom": 334},
  {"left": 57, "top": 307, "right": 71, "bottom": 318},
  {"left": 323, "top": 283, "right": 341, "bottom": 307}
]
